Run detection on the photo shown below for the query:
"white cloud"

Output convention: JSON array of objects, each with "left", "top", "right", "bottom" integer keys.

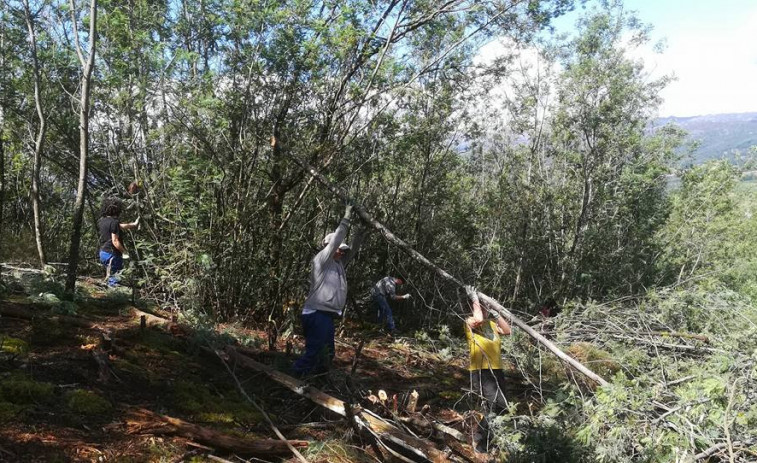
[
  {"left": 641, "top": 10, "right": 757, "bottom": 116},
  {"left": 474, "top": 5, "right": 757, "bottom": 120}
]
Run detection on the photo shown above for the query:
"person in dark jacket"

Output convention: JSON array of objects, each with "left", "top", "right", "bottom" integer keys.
[
  {"left": 97, "top": 198, "right": 139, "bottom": 287},
  {"left": 292, "top": 203, "right": 366, "bottom": 376}
]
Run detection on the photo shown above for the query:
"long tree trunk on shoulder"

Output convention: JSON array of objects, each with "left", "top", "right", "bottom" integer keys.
[
  {"left": 65, "top": 0, "right": 98, "bottom": 296},
  {"left": 24, "top": 0, "right": 48, "bottom": 268}
]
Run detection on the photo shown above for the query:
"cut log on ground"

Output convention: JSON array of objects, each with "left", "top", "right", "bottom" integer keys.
[
  {"left": 125, "top": 408, "right": 307, "bottom": 457},
  {"left": 288, "top": 154, "right": 609, "bottom": 387},
  {"left": 399, "top": 415, "right": 467, "bottom": 443},
  {"left": 225, "top": 346, "right": 455, "bottom": 463},
  {"left": 406, "top": 390, "right": 419, "bottom": 413},
  {"left": 131, "top": 307, "right": 172, "bottom": 329}
]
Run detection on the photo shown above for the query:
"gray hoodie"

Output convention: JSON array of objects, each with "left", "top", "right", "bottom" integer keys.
[{"left": 304, "top": 218, "right": 365, "bottom": 314}]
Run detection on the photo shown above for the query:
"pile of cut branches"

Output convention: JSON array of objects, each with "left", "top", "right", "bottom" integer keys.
[{"left": 499, "top": 285, "right": 757, "bottom": 462}]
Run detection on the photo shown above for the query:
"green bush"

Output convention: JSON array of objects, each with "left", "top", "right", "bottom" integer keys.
[
  {"left": 0, "top": 374, "right": 55, "bottom": 405},
  {"left": 64, "top": 389, "right": 112, "bottom": 415},
  {"left": 0, "top": 337, "right": 29, "bottom": 355}
]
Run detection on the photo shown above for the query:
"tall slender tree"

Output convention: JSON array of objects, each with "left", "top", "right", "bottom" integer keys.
[
  {"left": 23, "top": 0, "right": 48, "bottom": 268},
  {"left": 0, "top": 6, "right": 9, "bottom": 271},
  {"left": 65, "top": 0, "right": 98, "bottom": 295}
]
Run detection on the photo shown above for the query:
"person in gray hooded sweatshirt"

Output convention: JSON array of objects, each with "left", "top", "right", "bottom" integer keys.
[{"left": 293, "top": 203, "right": 366, "bottom": 376}]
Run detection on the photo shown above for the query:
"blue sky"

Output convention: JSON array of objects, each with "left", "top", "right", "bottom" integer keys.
[{"left": 556, "top": 0, "right": 757, "bottom": 117}]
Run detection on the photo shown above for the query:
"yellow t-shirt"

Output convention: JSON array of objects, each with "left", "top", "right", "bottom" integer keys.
[{"left": 466, "top": 320, "right": 502, "bottom": 371}]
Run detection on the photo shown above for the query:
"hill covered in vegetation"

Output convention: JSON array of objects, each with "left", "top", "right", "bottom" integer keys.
[{"left": 654, "top": 112, "right": 757, "bottom": 164}]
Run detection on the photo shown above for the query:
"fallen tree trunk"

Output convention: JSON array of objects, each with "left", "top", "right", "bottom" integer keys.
[
  {"left": 288, "top": 155, "right": 609, "bottom": 387},
  {"left": 131, "top": 307, "right": 172, "bottom": 329},
  {"left": 398, "top": 415, "right": 467, "bottom": 442},
  {"left": 0, "top": 301, "right": 95, "bottom": 328},
  {"left": 477, "top": 294, "right": 609, "bottom": 387},
  {"left": 225, "top": 346, "right": 451, "bottom": 462},
  {"left": 125, "top": 408, "right": 307, "bottom": 457},
  {"left": 0, "top": 264, "right": 47, "bottom": 274}
]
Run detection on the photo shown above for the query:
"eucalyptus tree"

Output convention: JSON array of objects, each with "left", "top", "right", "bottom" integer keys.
[
  {"left": 64, "top": 0, "right": 98, "bottom": 296},
  {"left": 470, "top": 5, "right": 683, "bottom": 306},
  {"left": 548, "top": 9, "right": 678, "bottom": 298},
  {"left": 89, "top": 0, "right": 169, "bottom": 204}
]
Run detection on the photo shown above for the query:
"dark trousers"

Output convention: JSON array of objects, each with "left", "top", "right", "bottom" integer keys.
[
  {"left": 373, "top": 293, "right": 395, "bottom": 331},
  {"left": 470, "top": 368, "right": 507, "bottom": 451},
  {"left": 293, "top": 310, "right": 336, "bottom": 376}
]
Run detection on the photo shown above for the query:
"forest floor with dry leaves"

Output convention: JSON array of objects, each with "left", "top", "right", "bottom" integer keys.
[{"left": 0, "top": 271, "right": 538, "bottom": 462}]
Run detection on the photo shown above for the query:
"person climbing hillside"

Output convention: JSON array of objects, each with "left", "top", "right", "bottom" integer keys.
[
  {"left": 371, "top": 276, "right": 410, "bottom": 335},
  {"left": 292, "top": 203, "right": 367, "bottom": 377},
  {"left": 464, "top": 285, "right": 511, "bottom": 454},
  {"left": 98, "top": 198, "right": 139, "bottom": 287}
]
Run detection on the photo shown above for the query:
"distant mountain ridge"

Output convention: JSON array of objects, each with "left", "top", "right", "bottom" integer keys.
[{"left": 653, "top": 112, "right": 757, "bottom": 164}]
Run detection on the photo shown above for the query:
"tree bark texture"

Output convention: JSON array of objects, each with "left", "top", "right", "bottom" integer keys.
[
  {"left": 0, "top": 23, "right": 6, "bottom": 271},
  {"left": 0, "top": 114, "right": 4, "bottom": 269},
  {"left": 66, "top": 0, "right": 98, "bottom": 295},
  {"left": 24, "top": 0, "right": 48, "bottom": 268},
  {"left": 126, "top": 408, "right": 307, "bottom": 456}
]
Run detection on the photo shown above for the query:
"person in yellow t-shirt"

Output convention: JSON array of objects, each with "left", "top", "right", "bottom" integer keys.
[{"left": 464, "top": 286, "right": 511, "bottom": 454}]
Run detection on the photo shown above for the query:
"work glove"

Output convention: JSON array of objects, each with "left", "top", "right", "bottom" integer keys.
[
  {"left": 344, "top": 202, "right": 354, "bottom": 220},
  {"left": 404, "top": 294, "right": 412, "bottom": 300},
  {"left": 133, "top": 216, "right": 140, "bottom": 229},
  {"left": 464, "top": 285, "right": 478, "bottom": 301}
]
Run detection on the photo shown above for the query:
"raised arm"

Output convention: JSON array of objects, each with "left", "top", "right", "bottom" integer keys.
[
  {"left": 313, "top": 204, "right": 353, "bottom": 268},
  {"left": 493, "top": 312, "right": 512, "bottom": 335},
  {"left": 466, "top": 285, "right": 484, "bottom": 323}
]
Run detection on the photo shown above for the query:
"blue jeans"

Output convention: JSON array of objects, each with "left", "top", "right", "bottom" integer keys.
[
  {"left": 373, "top": 293, "right": 395, "bottom": 331},
  {"left": 293, "top": 310, "right": 336, "bottom": 376},
  {"left": 99, "top": 250, "right": 123, "bottom": 287}
]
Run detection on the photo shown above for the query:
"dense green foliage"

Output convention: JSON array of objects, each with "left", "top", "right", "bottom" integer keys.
[{"left": 1, "top": 0, "right": 756, "bottom": 460}]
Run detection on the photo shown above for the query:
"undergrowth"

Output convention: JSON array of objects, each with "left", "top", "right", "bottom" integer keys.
[{"left": 495, "top": 285, "right": 757, "bottom": 462}]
